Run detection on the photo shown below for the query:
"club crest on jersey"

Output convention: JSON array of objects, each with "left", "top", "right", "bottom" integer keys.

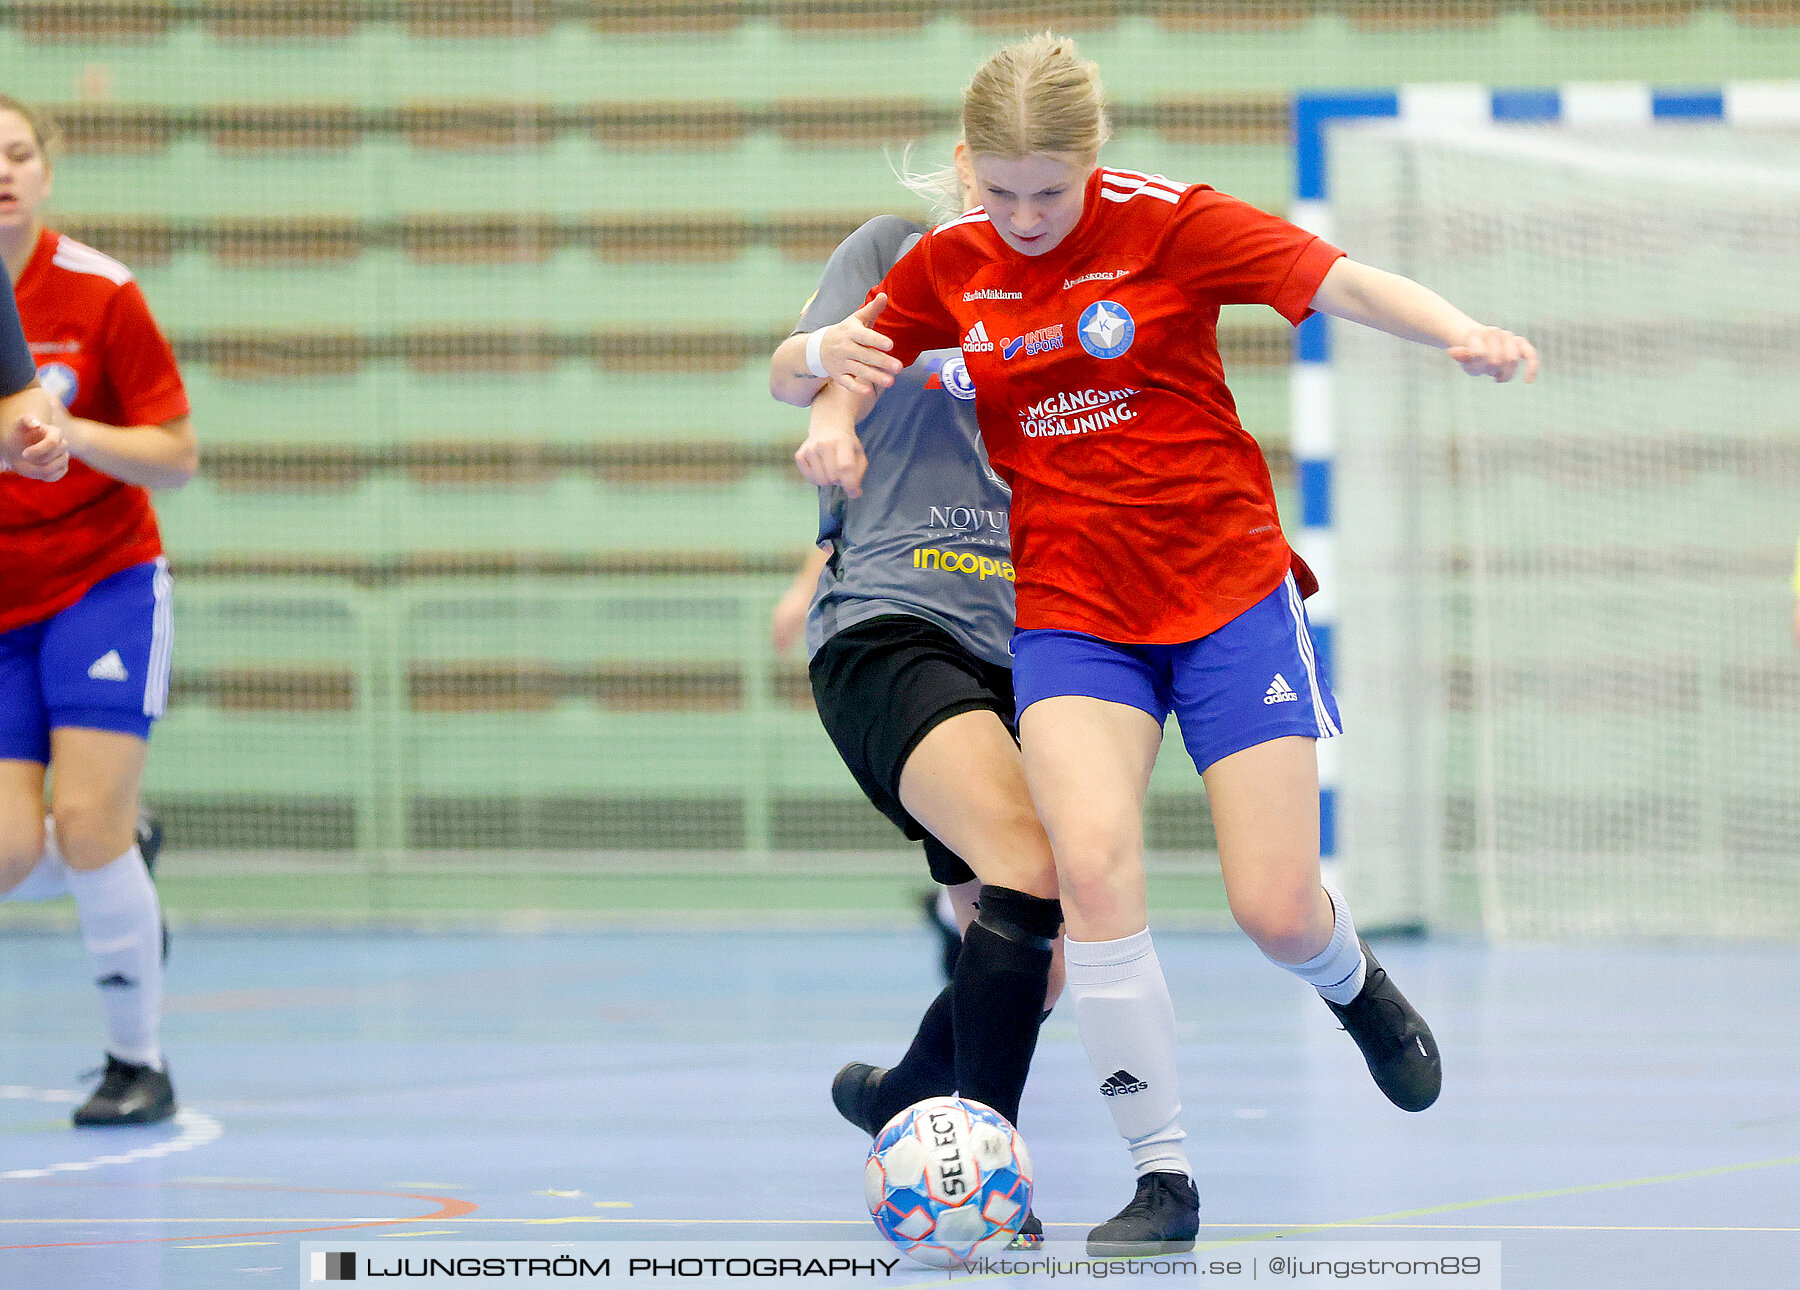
[
  {"left": 35, "top": 362, "right": 78, "bottom": 407},
  {"left": 938, "top": 354, "right": 976, "bottom": 401},
  {"left": 1079, "top": 301, "right": 1134, "bottom": 359}
]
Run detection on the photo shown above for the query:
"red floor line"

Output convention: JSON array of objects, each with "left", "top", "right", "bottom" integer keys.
[{"left": 0, "top": 1179, "right": 478, "bottom": 1250}]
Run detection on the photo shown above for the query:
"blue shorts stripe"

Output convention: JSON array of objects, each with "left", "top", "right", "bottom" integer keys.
[
  {"left": 1284, "top": 574, "right": 1339, "bottom": 738},
  {"left": 145, "top": 556, "right": 173, "bottom": 718}
]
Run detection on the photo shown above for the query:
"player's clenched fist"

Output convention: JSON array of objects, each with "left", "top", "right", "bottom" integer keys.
[
  {"left": 1450, "top": 326, "right": 1538, "bottom": 384},
  {"left": 2, "top": 416, "right": 70, "bottom": 481},
  {"left": 795, "top": 423, "right": 869, "bottom": 499}
]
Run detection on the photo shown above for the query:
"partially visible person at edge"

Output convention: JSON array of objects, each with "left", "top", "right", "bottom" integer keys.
[
  {"left": 0, "top": 235, "right": 64, "bottom": 482},
  {"left": 1792, "top": 530, "right": 1800, "bottom": 649},
  {"left": 0, "top": 94, "right": 195, "bottom": 1127},
  {"left": 768, "top": 151, "right": 1084, "bottom": 1247},
  {"left": 795, "top": 33, "right": 1535, "bottom": 1255}
]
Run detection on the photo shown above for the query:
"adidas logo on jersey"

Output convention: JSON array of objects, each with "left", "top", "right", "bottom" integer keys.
[
  {"left": 87, "top": 650, "right": 129, "bottom": 682},
  {"left": 961, "top": 321, "right": 994, "bottom": 353},
  {"left": 1263, "top": 673, "right": 1300, "bottom": 705},
  {"left": 1100, "top": 1069, "right": 1149, "bottom": 1097}
]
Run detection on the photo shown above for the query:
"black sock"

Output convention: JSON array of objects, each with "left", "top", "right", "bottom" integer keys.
[
  {"left": 951, "top": 885, "right": 1062, "bottom": 1127},
  {"left": 868, "top": 984, "right": 956, "bottom": 1127}
]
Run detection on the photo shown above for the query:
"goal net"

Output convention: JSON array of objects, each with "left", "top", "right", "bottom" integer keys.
[{"left": 1331, "top": 121, "right": 1800, "bottom": 939}]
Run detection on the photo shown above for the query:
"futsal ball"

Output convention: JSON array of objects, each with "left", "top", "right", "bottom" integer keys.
[{"left": 863, "top": 1096, "right": 1033, "bottom": 1268}]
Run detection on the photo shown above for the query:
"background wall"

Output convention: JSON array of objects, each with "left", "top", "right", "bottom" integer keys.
[{"left": 4, "top": 0, "right": 1796, "bottom": 925}]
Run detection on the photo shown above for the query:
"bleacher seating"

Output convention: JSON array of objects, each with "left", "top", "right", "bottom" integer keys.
[{"left": 3, "top": 0, "right": 1780, "bottom": 851}]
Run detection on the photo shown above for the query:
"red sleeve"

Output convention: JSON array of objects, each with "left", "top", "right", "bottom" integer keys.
[
  {"left": 1166, "top": 188, "right": 1345, "bottom": 325},
  {"left": 99, "top": 281, "right": 190, "bottom": 426},
  {"left": 864, "top": 232, "right": 961, "bottom": 368}
]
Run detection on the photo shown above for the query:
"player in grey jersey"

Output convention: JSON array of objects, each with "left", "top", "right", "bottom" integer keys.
[{"left": 770, "top": 164, "right": 1063, "bottom": 1245}]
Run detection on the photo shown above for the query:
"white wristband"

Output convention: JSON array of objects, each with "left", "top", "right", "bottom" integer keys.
[{"left": 804, "top": 329, "right": 829, "bottom": 379}]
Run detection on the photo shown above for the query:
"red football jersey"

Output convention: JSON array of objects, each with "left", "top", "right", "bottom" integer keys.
[
  {"left": 0, "top": 227, "right": 189, "bottom": 633},
  {"left": 869, "top": 167, "right": 1342, "bottom": 644}
]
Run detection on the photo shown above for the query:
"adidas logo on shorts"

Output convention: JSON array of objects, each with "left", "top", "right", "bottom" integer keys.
[
  {"left": 961, "top": 321, "right": 994, "bottom": 353},
  {"left": 87, "top": 650, "right": 129, "bottom": 682},
  {"left": 1263, "top": 673, "right": 1300, "bottom": 705},
  {"left": 1100, "top": 1068, "right": 1149, "bottom": 1097}
]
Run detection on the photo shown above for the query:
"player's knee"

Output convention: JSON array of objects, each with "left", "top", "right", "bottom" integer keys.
[
  {"left": 48, "top": 799, "right": 132, "bottom": 871},
  {"left": 975, "top": 838, "right": 1058, "bottom": 899},
  {"left": 0, "top": 826, "right": 46, "bottom": 893},
  {"left": 1228, "top": 879, "right": 1324, "bottom": 961},
  {"left": 1050, "top": 829, "right": 1141, "bottom": 914},
  {"left": 0, "top": 792, "right": 47, "bottom": 878},
  {"left": 974, "top": 884, "right": 1063, "bottom": 952}
]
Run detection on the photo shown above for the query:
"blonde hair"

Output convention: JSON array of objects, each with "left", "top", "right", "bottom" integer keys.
[
  {"left": 961, "top": 31, "right": 1110, "bottom": 162},
  {"left": 0, "top": 94, "right": 61, "bottom": 163},
  {"left": 893, "top": 144, "right": 966, "bottom": 226}
]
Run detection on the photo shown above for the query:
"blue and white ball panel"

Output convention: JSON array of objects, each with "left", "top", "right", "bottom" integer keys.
[
  {"left": 864, "top": 1096, "right": 1031, "bottom": 1269},
  {"left": 0, "top": 558, "right": 171, "bottom": 761}
]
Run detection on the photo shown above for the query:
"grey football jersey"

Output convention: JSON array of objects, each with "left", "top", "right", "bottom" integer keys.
[{"left": 796, "top": 215, "right": 1015, "bottom": 667}]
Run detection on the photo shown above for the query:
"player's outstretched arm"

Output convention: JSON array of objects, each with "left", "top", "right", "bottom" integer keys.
[
  {"left": 769, "top": 295, "right": 902, "bottom": 407},
  {"left": 794, "top": 380, "right": 874, "bottom": 499},
  {"left": 1310, "top": 258, "right": 1538, "bottom": 384},
  {"left": 50, "top": 403, "right": 198, "bottom": 491},
  {"left": 772, "top": 547, "right": 831, "bottom": 653}
]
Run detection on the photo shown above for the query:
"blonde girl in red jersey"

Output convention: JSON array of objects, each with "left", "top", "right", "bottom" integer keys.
[
  {"left": 797, "top": 35, "right": 1535, "bottom": 1253},
  {"left": 0, "top": 96, "right": 196, "bottom": 1127}
]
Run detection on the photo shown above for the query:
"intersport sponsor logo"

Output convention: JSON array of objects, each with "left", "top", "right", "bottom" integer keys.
[
  {"left": 1019, "top": 387, "right": 1138, "bottom": 439},
  {"left": 1002, "top": 323, "right": 1064, "bottom": 361}
]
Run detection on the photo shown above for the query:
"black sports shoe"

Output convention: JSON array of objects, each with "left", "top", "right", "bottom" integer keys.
[
  {"left": 1325, "top": 939, "right": 1441, "bottom": 1112},
  {"left": 831, "top": 1062, "right": 888, "bottom": 1136},
  {"left": 1087, "top": 1171, "right": 1199, "bottom": 1256},
  {"left": 1007, "top": 1209, "right": 1044, "bottom": 1251},
  {"left": 73, "top": 1054, "right": 177, "bottom": 1127},
  {"left": 136, "top": 806, "right": 169, "bottom": 963}
]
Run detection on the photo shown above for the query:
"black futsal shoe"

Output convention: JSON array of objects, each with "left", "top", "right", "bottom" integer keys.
[
  {"left": 73, "top": 1054, "right": 177, "bottom": 1127},
  {"left": 831, "top": 1061, "right": 889, "bottom": 1136},
  {"left": 137, "top": 806, "right": 169, "bottom": 963},
  {"left": 1086, "top": 1171, "right": 1200, "bottom": 1256},
  {"left": 1325, "top": 939, "right": 1442, "bottom": 1112},
  {"left": 1007, "top": 1209, "right": 1044, "bottom": 1251}
]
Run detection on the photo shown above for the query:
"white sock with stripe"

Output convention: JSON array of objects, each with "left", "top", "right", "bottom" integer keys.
[
  {"left": 1266, "top": 877, "right": 1366, "bottom": 1005},
  {"left": 66, "top": 846, "right": 164, "bottom": 1070},
  {"left": 1064, "top": 928, "right": 1192, "bottom": 1179}
]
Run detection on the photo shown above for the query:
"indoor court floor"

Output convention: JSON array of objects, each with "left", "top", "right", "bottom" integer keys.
[{"left": 3, "top": 929, "right": 1797, "bottom": 1288}]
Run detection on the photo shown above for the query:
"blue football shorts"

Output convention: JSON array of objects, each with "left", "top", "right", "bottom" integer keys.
[
  {"left": 0, "top": 557, "right": 173, "bottom": 763},
  {"left": 1010, "top": 572, "right": 1341, "bottom": 774}
]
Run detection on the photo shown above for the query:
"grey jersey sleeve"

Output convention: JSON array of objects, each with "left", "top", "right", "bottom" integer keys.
[
  {"left": 795, "top": 215, "right": 926, "bottom": 335},
  {"left": 0, "top": 274, "right": 33, "bottom": 397}
]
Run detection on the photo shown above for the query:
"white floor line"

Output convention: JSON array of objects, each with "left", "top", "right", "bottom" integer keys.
[{"left": 0, "top": 1085, "right": 223, "bottom": 1179}]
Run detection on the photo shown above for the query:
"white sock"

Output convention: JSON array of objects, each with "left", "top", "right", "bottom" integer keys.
[
  {"left": 3, "top": 823, "right": 68, "bottom": 902},
  {"left": 65, "top": 846, "right": 164, "bottom": 1070},
  {"left": 1064, "top": 928, "right": 1191, "bottom": 1179},
  {"left": 1267, "top": 877, "right": 1366, "bottom": 1005}
]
